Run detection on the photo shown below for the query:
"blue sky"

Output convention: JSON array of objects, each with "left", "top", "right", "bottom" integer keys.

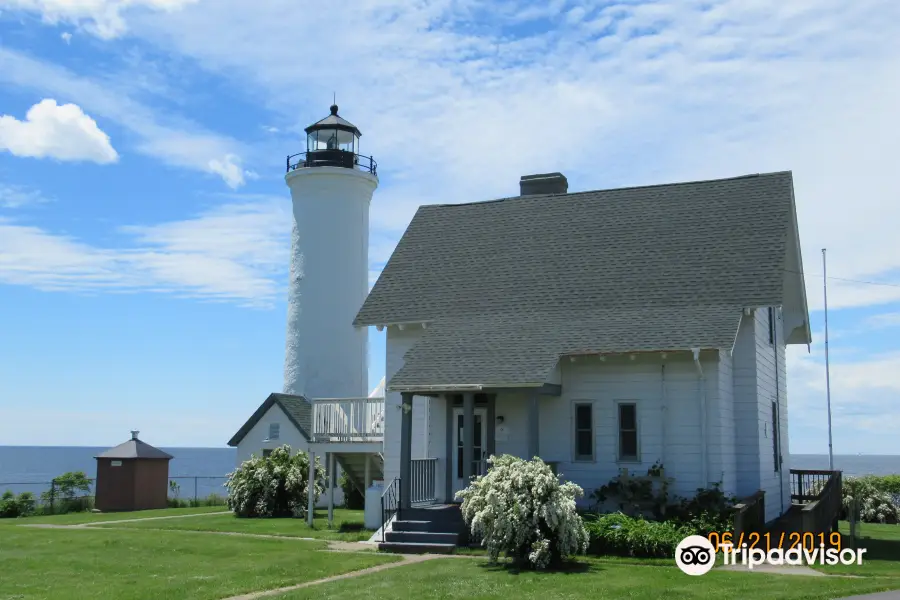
[{"left": 1, "top": 0, "right": 899, "bottom": 453}]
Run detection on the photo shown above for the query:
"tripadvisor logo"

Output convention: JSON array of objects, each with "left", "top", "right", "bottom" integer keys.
[
  {"left": 675, "top": 536, "right": 717, "bottom": 576},
  {"left": 675, "top": 534, "right": 868, "bottom": 575}
]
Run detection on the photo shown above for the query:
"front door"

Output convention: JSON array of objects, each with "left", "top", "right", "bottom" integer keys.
[{"left": 452, "top": 407, "right": 487, "bottom": 496}]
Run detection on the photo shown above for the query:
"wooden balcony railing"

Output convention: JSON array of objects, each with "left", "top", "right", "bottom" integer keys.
[{"left": 311, "top": 397, "right": 384, "bottom": 442}]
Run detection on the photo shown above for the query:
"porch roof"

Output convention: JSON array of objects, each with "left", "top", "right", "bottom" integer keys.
[{"left": 387, "top": 305, "right": 742, "bottom": 391}]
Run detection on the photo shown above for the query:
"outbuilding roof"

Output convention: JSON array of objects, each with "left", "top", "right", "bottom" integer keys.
[
  {"left": 95, "top": 436, "right": 173, "bottom": 460},
  {"left": 226, "top": 393, "right": 312, "bottom": 447},
  {"left": 355, "top": 171, "right": 810, "bottom": 390}
]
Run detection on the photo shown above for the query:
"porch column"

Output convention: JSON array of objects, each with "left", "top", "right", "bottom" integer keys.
[
  {"left": 444, "top": 395, "right": 453, "bottom": 502},
  {"left": 327, "top": 452, "right": 335, "bottom": 527},
  {"left": 364, "top": 454, "right": 372, "bottom": 489},
  {"left": 486, "top": 394, "right": 496, "bottom": 460},
  {"left": 307, "top": 450, "right": 316, "bottom": 527},
  {"left": 400, "top": 392, "right": 413, "bottom": 509},
  {"left": 528, "top": 391, "right": 540, "bottom": 459},
  {"left": 463, "top": 392, "right": 475, "bottom": 482}
]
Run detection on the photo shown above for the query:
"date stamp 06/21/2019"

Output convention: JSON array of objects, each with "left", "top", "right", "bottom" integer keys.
[{"left": 707, "top": 530, "right": 844, "bottom": 553}]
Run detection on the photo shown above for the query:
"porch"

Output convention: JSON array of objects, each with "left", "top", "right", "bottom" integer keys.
[
  {"left": 395, "top": 388, "right": 557, "bottom": 510},
  {"left": 302, "top": 396, "right": 386, "bottom": 527}
]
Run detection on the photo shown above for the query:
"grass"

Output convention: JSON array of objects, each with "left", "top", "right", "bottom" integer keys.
[
  {"left": 807, "top": 520, "right": 900, "bottom": 577},
  {"left": 0, "top": 504, "right": 227, "bottom": 525},
  {"left": 0, "top": 526, "right": 397, "bottom": 600},
  {"left": 276, "top": 555, "right": 900, "bottom": 600},
  {"left": 98, "top": 508, "right": 374, "bottom": 541}
]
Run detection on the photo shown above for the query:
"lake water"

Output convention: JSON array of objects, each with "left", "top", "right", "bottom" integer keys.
[
  {"left": 1, "top": 448, "right": 897, "bottom": 498},
  {"left": 0, "top": 446, "right": 237, "bottom": 499}
]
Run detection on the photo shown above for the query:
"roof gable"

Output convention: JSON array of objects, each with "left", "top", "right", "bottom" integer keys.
[
  {"left": 227, "top": 393, "right": 312, "bottom": 447},
  {"left": 356, "top": 172, "right": 797, "bottom": 328}
]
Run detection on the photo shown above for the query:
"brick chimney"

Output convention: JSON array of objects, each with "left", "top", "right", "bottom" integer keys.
[{"left": 520, "top": 172, "right": 568, "bottom": 196}]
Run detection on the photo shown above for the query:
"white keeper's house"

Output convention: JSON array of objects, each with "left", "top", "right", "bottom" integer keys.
[{"left": 229, "top": 104, "right": 838, "bottom": 551}]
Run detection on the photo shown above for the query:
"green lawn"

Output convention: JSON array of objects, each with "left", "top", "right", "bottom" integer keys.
[
  {"left": 0, "top": 526, "right": 397, "bottom": 600},
  {"left": 98, "top": 508, "right": 374, "bottom": 541},
  {"left": 808, "top": 520, "right": 900, "bottom": 577},
  {"left": 276, "top": 556, "right": 900, "bottom": 600},
  {"left": 0, "top": 505, "right": 227, "bottom": 526}
]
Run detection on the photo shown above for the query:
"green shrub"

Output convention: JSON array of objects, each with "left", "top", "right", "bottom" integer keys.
[
  {"left": 225, "top": 445, "right": 324, "bottom": 518},
  {"left": 456, "top": 455, "right": 588, "bottom": 570},
  {"left": 667, "top": 483, "right": 736, "bottom": 536},
  {"left": 0, "top": 491, "right": 36, "bottom": 518},
  {"left": 841, "top": 477, "right": 900, "bottom": 524},
  {"left": 585, "top": 512, "right": 692, "bottom": 558},
  {"left": 340, "top": 472, "right": 364, "bottom": 510},
  {"left": 38, "top": 471, "right": 93, "bottom": 514}
]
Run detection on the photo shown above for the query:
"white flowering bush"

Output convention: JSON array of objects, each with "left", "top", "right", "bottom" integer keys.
[
  {"left": 455, "top": 455, "right": 589, "bottom": 569},
  {"left": 225, "top": 445, "right": 325, "bottom": 518}
]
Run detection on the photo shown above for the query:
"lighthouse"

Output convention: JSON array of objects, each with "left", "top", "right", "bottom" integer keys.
[{"left": 283, "top": 104, "right": 378, "bottom": 399}]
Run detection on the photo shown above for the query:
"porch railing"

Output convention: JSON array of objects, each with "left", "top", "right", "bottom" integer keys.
[
  {"left": 381, "top": 477, "right": 400, "bottom": 543},
  {"left": 790, "top": 469, "right": 835, "bottom": 503},
  {"left": 311, "top": 397, "right": 384, "bottom": 442},
  {"left": 411, "top": 458, "right": 437, "bottom": 505}
]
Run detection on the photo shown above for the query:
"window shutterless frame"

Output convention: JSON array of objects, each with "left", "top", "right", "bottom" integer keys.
[
  {"left": 616, "top": 401, "right": 639, "bottom": 462},
  {"left": 572, "top": 402, "right": 594, "bottom": 461},
  {"left": 268, "top": 422, "right": 280, "bottom": 441}
]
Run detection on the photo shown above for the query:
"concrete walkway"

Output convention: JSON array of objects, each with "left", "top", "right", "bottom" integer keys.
[
  {"left": 717, "top": 563, "right": 827, "bottom": 576},
  {"left": 18, "top": 510, "right": 231, "bottom": 529},
  {"left": 219, "top": 553, "right": 439, "bottom": 600}
]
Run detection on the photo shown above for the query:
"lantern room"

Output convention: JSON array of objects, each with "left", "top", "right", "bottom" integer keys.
[{"left": 287, "top": 104, "right": 376, "bottom": 174}]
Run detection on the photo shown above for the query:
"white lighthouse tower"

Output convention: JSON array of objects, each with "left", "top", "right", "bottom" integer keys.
[{"left": 283, "top": 104, "right": 377, "bottom": 399}]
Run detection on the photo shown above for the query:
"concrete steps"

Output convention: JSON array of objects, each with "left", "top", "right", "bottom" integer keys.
[
  {"left": 379, "top": 541, "right": 457, "bottom": 554},
  {"left": 378, "top": 504, "right": 466, "bottom": 555}
]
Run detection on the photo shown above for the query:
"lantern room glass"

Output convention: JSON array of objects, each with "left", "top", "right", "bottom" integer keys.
[{"left": 307, "top": 128, "right": 357, "bottom": 154}]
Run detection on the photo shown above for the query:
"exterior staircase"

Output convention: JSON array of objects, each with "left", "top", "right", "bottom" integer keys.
[
  {"left": 736, "top": 470, "right": 844, "bottom": 546},
  {"left": 379, "top": 505, "right": 466, "bottom": 554},
  {"left": 334, "top": 452, "right": 383, "bottom": 494}
]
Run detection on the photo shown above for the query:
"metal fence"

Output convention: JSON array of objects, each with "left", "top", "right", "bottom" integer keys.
[{"left": 1, "top": 475, "right": 229, "bottom": 514}]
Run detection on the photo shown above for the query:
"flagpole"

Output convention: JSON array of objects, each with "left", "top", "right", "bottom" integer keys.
[{"left": 823, "top": 248, "right": 834, "bottom": 471}]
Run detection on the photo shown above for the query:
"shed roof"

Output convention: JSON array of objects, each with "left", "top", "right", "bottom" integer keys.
[
  {"left": 95, "top": 438, "right": 173, "bottom": 460},
  {"left": 355, "top": 171, "right": 809, "bottom": 390}
]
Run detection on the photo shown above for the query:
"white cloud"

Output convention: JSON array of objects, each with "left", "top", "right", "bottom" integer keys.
[
  {"left": 0, "top": 0, "right": 196, "bottom": 39},
  {"left": 118, "top": 0, "right": 900, "bottom": 310},
  {"left": 0, "top": 48, "right": 251, "bottom": 187},
  {"left": 0, "top": 198, "right": 291, "bottom": 305},
  {"left": 787, "top": 343, "right": 900, "bottom": 454},
  {"left": 0, "top": 99, "right": 118, "bottom": 163},
  {"left": 0, "top": 183, "right": 52, "bottom": 208},
  {"left": 60, "top": 31, "right": 71, "bottom": 43}
]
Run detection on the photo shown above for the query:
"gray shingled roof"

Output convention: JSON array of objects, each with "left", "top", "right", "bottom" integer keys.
[
  {"left": 227, "top": 393, "right": 312, "bottom": 447},
  {"left": 355, "top": 171, "right": 801, "bottom": 389},
  {"left": 96, "top": 438, "right": 173, "bottom": 460}
]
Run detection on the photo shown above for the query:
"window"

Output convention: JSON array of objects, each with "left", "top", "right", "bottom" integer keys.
[
  {"left": 262, "top": 449, "right": 273, "bottom": 458},
  {"left": 618, "top": 403, "right": 639, "bottom": 461},
  {"left": 268, "top": 423, "right": 280, "bottom": 441},
  {"left": 768, "top": 307, "right": 776, "bottom": 345},
  {"left": 771, "top": 400, "right": 780, "bottom": 472},
  {"left": 573, "top": 403, "right": 594, "bottom": 461}
]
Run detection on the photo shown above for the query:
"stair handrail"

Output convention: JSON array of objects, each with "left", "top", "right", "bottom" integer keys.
[
  {"left": 732, "top": 490, "right": 765, "bottom": 539},
  {"left": 799, "top": 470, "right": 843, "bottom": 535},
  {"left": 381, "top": 477, "right": 401, "bottom": 543}
]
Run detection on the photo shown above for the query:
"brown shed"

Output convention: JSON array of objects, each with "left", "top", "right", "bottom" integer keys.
[{"left": 94, "top": 431, "right": 173, "bottom": 512}]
